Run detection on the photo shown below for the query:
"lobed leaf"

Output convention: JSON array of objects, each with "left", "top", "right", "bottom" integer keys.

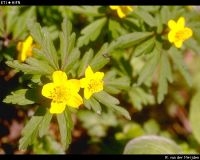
[
  {"left": 6, "top": 58, "right": 54, "bottom": 75},
  {"left": 157, "top": 52, "right": 173, "bottom": 104},
  {"left": 109, "top": 32, "right": 153, "bottom": 50},
  {"left": 134, "top": 8, "right": 156, "bottom": 27},
  {"left": 56, "top": 108, "right": 73, "bottom": 149},
  {"left": 77, "top": 49, "right": 94, "bottom": 77},
  {"left": 169, "top": 47, "right": 192, "bottom": 86},
  {"left": 89, "top": 43, "right": 110, "bottom": 71},
  {"left": 94, "top": 91, "right": 131, "bottom": 120},
  {"left": 77, "top": 17, "right": 107, "bottom": 47},
  {"left": 3, "top": 89, "right": 35, "bottom": 105},
  {"left": 137, "top": 47, "right": 161, "bottom": 85},
  {"left": 84, "top": 97, "right": 102, "bottom": 115},
  {"left": 134, "top": 37, "right": 155, "bottom": 57},
  {"left": 60, "top": 18, "right": 77, "bottom": 71},
  {"left": 19, "top": 107, "right": 49, "bottom": 150}
]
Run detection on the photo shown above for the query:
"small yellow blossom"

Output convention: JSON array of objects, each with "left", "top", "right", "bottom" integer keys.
[
  {"left": 168, "top": 17, "right": 193, "bottom": 48},
  {"left": 17, "top": 35, "right": 34, "bottom": 62},
  {"left": 42, "top": 71, "right": 83, "bottom": 114},
  {"left": 109, "top": 6, "right": 133, "bottom": 18},
  {"left": 80, "top": 66, "right": 104, "bottom": 100}
]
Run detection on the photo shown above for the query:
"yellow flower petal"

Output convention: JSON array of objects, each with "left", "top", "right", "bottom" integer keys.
[
  {"left": 168, "top": 20, "right": 177, "bottom": 30},
  {"left": 127, "top": 6, "right": 133, "bottom": 12},
  {"left": 109, "top": 6, "right": 133, "bottom": 18},
  {"left": 184, "top": 27, "right": 193, "bottom": 39},
  {"left": 168, "top": 31, "right": 176, "bottom": 43},
  {"left": 66, "top": 94, "right": 83, "bottom": 108},
  {"left": 52, "top": 70, "right": 68, "bottom": 85},
  {"left": 80, "top": 78, "right": 87, "bottom": 88},
  {"left": 177, "top": 17, "right": 185, "bottom": 29},
  {"left": 41, "top": 83, "right": 55, "bottom": 99},
  {"left": 85, "top": 66, "right": 94, "bottom": 78},
  {"left": 17, "top": 36, "right": 34, "bottom": 62},
  {"left": 84, "top": 88, "right": 93, "bottom": 100},
  {"left": 66, "top": 79, "right": 81, "bottom": 93},
  {"left": 94, "top": 72, "right": 104, "bottom": 80},
  {"left": 174, "top": 40, "right": 183, "bottom": 48},
  {"left": 50, "top": 101, "right": 66, "bottom": 114},
  {"left": 17, "top": 42, "right": 22, "bottom": 52},
  {"left": 109, "top": 6, "right": 119, "bottom": 10},
  {"left": 117, "top": 9, "right": 126, "bottom": 18}
]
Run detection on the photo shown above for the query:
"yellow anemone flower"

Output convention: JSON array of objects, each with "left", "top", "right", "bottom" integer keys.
[
  {"left": 167, "top": 17, "right": 193, "bottom": 48},
  {"left": 80, "top": 66, "right": 104, "bottom": 100},
  {"left": 42, "top": 71, "right": 83, "bottom": 114},
  {"left": 109, "top": 6, "right": 133, "bottom": 18},
  {"left": 17, "top": 35, "right": 34, "bottom": 62}
]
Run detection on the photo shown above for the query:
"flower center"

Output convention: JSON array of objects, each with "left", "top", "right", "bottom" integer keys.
[
  {"left": 175, "top": 29, "right": 191, "bottom": 41},
  {"left": 88, "top": 79, "right": 103, "bottom": 93},
  {"left": 51, "top": 86, "right": 70, "bottom": 103}
]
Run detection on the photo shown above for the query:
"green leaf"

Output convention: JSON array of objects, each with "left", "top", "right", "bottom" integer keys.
[
  {"left": 69, "top": 6, "right": 101, "bottom": 16},
  {"left": 109, "top": 32, "right": 153, "bottom": 50},
  {"left": 56, "top": 108, "right": 73, "bottom": 149},
  {"left": 104, "top": 76, "right": 130, "bottom": 91},
  {"left": 103, "top": 86, "right": 121, "bottom": 95},
  {"left": 115, "top": 123, "right": 144, "bottom": 141},
  {"left": 143, "top": 119, "right": 160, "bottom": 134},
  {"left": 189, "top": 91, "right": 200, "bottom": 144},
  {"left": 84, "top": 97, "right": 102, "bottom": 115},
  {"left": 3, "top": 89, "right": 35, "bottom": 105},
  {"left": 33, "top": 135, "right": 65, "bottom": 154},
  {"left": 134, "top": 37, "right": 155, "bottom": 57},
  {"left": 185, "top": 38, "right": 200, "bottom": 54},
  {"left": 128, "top": 86, "right": 155, "bottom": 110},
  {"left": 111, "top": 105, "right": 131, "bottom": 120},
  {"left": 160, "top": 6, "right": 171, "bottom": 24},
  {"left": 38, "top": 111, "right": 53, "bottom": 137},
  {"left": 123, "top": 135, "right": 182, "bottom": 154},
  {"left": 77, "top": 17, "right": 107, "bottom": 47},
  {"left": 89, "top": 43, "right": 110, "bottom": 71},
  {"left": 13, "top": 7, "right": 36, "bottom": 39},
  {"left": 108, "top": 19, "right": 123, "bottom": 39},
  {"left": 6, "top": 7, "right": 19, "bottom": 34},
  {"left": 134, "top": 9, "right": 156, "bottom": 27},
  {"left": 94, "top": 91, "right": 131, "bottom": 120},
  {"left": 137, "top": 47, "right": 161, "bottom": 85},
  {"left": 157, "top": 52, "right": 173, "bottom": 104},
  {"left": 27, "top": 21, "right": 59, "bottom": 70},
  {"left": 77, "top": 49, "right": 94, "bottom": 77},
  {"left": 94, "top": 91, "right": 120, "bottom": 105},
  {"left": 42, "top": 28, "right": 59, "bottom": 69},
  {"left": 27, "top": 21, "right": 43, "bottom": 45},
  {"left": 83, "top": 98, "right": 92, "bottom": 110},
  {"left": 155, "top": 13, "right": 163, "bottom": 34},
  {"left": 0, "top": 13, "right": 4, "bottom": 35},
  {"left": 6, "top": 58, "right": 54, "bottom": 75},
  {"left": 63, "top": 48, "right": 80, "bottom": 72},
  {"left": 169, "top": 47, "right": 192, "bottom": 86},
  {"left": 19, "top": 107, "right": 47, "bottom": 150},
  {"left": 60, "top": 18, "right": 76, "bottom": 71}
]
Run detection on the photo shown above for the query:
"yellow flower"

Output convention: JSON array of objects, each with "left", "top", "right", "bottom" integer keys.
[
  {"left": 17, "top": 35, "right": 34, "bottom": 62},
  {"left": 42, "top": 71, "right": 83, "bottom": 114},
  {"left": 168, "top": 17, "right": 193, "bottom": 48},
  {"left": 80, "top": 66, "right": 104, "bottom": 100},
  {"left": 109, "top": 6, "right": 133, "bottom": 18}
]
